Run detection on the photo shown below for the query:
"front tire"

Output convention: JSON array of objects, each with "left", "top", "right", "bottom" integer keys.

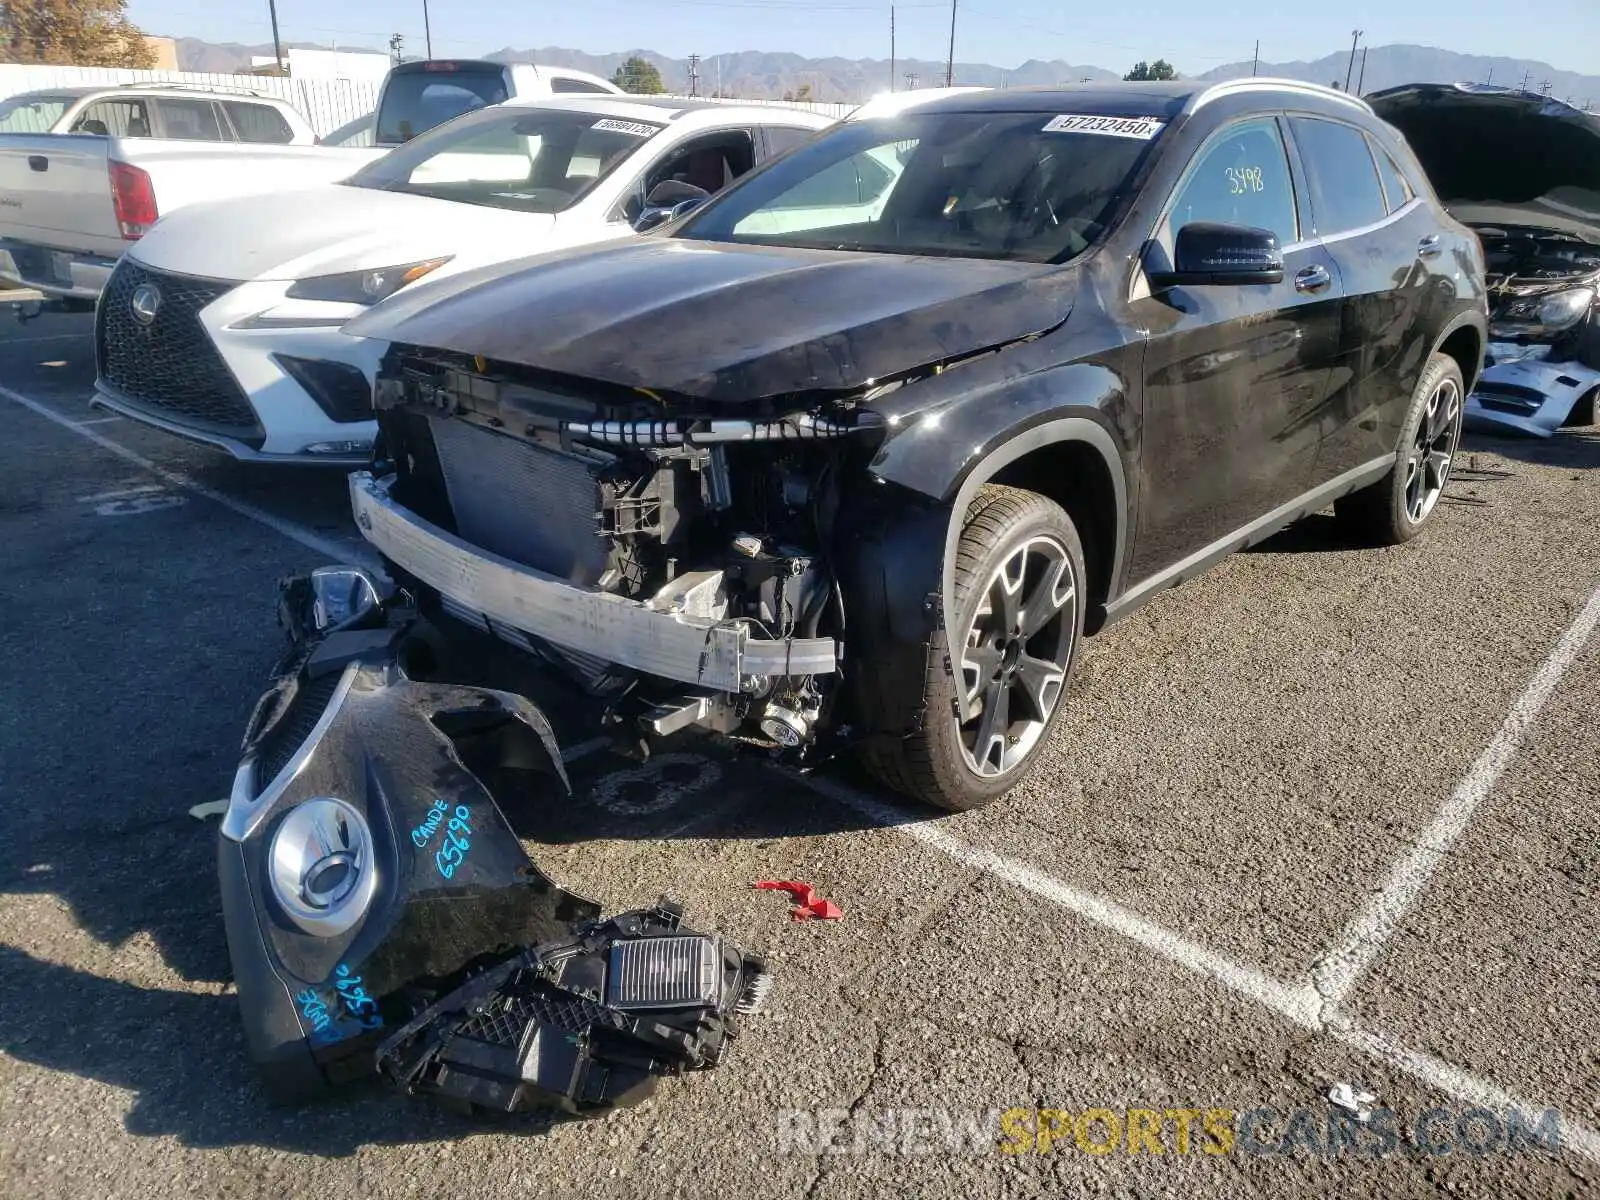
[
  {"left": 1335, "top": 352, "right": 1464, "bottom": 546},
  {"left": 861, "top": 485, "right": 1085, "bottom": 812}
]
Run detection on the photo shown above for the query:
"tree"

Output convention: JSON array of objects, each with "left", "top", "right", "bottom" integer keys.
[
  {"left": 1123, "top": 59, "right": 1178, "bottom": 81},
  {"left": 2, "top": 0, "right": 156, "bottom": 68},
  {"left": 612, "top": 56, "right": 664, "bottom": 94},
  {"left": 781, "top": 82, "right": 814, "bottom": 102}
]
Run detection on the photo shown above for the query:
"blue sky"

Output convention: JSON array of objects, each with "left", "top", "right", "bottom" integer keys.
[{"left": 126, "top": 0, "right": 1600, "bottom": 77}]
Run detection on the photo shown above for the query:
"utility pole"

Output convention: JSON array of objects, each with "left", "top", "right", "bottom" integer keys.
[
  {"left": 1539, "top": 78, "right": 1552, "bottom": 96},
  {"left": 1251, "top": 40, "right": 1259, "bottom": 77},
  {"left": 267, "top": 0, "right": 284, "bottom": 71},
  {"left": 945, "top": 0, "right": 958, "bottom": 87},
  {"left": 1485, "top": 66, "right": 1493, "bottom": 85},
  {"left": 422, "top": 0, "right": 433, "bottom": 57},
  {"left": 1343, "top": 29, "right": 1363, "bottom": 93},
  {"left": 687, "top": 53, "right": 701, "bottom": 97},
  {"left": 1518, "top": 68, "right": 1530, "bottom": 90},
  {"left": 389, "top": 33, "right": 404, "bottom": 64},
  {"left": 1356, "top": 45, "right": 1368, "bottom": 94},
  {"left": 890, "top": 6, "right": 895, "bottom": 92},
  {"left": 905, "top": 71, "right": 919, "bottom": 90}
]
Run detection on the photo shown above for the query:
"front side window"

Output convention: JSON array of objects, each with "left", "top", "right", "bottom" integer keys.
[
  {"left": 1164, "top": 118, "right": 1298, "bottom": 247},
  {"left": 1289, "top": 116, "right": 1387, "bottom": 235},
  {"left": 347, "top": 108, "right": 663, "bottom": 213},
  {"left": 224, "top": 101, "right": 294, "bottom": 144},
  {"left": 69, "top": 99, "right": 151, "bottom": 137},
  {"left": 681, "top": 110, "right": 1163, "bottom": 263},
  {"left": 153, "top": 98, "right": 223, "bottom": 141},
  {"left": 0, "top": 94, "right": 74, "bottom": 133},
  {"left": 377, "top": 70, "right": 508, "bottom": 143}
]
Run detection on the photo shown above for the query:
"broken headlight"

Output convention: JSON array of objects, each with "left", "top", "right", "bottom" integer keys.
[
  {"left": 1495, "top": 286, "right": 1596, "bottom": 338},
  {"left": 1536, "top": 286, "right": 1597, "bottom": 331}
]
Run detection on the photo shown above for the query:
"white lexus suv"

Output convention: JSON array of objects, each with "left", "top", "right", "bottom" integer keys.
[{"left": 92, "top": 95, "right": 835, "bottom": 464}]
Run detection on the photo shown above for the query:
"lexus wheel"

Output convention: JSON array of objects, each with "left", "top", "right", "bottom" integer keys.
[
  {"left": 862, "top": 484, "right": 1085, "bottom": 812},
  {"left": 1335, "top": 352, "right": 1465, "bottom": 545}
]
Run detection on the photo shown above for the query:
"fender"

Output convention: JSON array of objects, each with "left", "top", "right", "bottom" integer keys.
[
  {"left": 1428, "top": 305, "right": 1489, "bottom": 392},
  {"left": 855, "top": 363, "right": 1134, "bottom": 737}
]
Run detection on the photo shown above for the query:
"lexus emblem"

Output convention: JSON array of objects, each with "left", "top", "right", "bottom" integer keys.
[{"left": 129, "top": 282, "right": 162, "bottom": 326}]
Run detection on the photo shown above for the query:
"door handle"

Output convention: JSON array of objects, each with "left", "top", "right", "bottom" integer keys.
[
  {"left": 1293, "top": 264, "right": 1331, "bottom": 293},
  {"left": 27, "top": 155, "right": 47, "bottom": 172},
  {"left": 1417, "top": 234, "right": 1442, "bottom": 258}
]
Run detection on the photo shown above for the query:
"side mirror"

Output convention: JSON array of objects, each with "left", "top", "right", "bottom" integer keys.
[
  {"left": 645, "top": 179, "right": 711, "bottom": 207},
  {"left": 1147, "top": 221, "right": 1284, "bottom": 288},
  {"left": 633, "top": 195, "right": 708, "bottom": 233}
]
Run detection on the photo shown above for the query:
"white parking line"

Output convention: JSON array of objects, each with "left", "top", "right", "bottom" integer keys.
[
  {"left": 1310, "top": 579, "right": 1600, "bottom": 1007},
  {"left": 793, "top": 771, "right": 1600, "bottom": 1164},
  {"left": 0, "top": 383, "right": 373, "bottom": 568}
]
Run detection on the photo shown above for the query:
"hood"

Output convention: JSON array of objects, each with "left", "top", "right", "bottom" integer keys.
[
  {"left": 1368, "top": 82, "right": 1600, "bottom": 244},
  {"left": 344, "top": 236, "right": 1072, "bottom": 401},
  {"left": 130, "top": 184, "right": 556, "bottom": 282}
]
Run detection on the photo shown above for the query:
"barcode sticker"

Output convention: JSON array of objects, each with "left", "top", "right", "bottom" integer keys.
[
  {"left": 591, "top": 118, "right": 661, "bottom": 137},
  {"left": 1041, "top": 114, "right": 1165, "bottom": 139}
]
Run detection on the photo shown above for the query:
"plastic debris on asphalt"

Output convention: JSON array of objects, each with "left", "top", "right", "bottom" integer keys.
[
  {"left": 1328, "top": 1081, "right": 1379, "bottom": 1122},
  {"left": 753, "top": 880, "right": 843, "bottom": 921},
  {"left": 189, "top": 799, "right": 229, "bottom": 821}
]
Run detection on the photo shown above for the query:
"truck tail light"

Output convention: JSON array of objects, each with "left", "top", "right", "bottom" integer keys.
[{"left": 109, "top": 160, "right": 158, "bottom": 239}]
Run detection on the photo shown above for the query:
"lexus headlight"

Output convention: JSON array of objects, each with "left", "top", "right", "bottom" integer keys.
[
  {"left": 1535, "top": 286, "right": 1596, "bottom": 332},
  {"left": 286, "top": 256, "right": 452, "bottom": 305}
]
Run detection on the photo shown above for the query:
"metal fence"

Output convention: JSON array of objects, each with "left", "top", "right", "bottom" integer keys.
[{"left": 0, "top": 64, "right": 379, "bottom": 135}]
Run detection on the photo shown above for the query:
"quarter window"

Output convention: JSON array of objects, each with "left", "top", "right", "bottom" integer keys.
[
  {"left": 1289, "top": 117, "right": 1387, "bottom": 234},
  {"left": 1370, "top": 139, "right": 1413, "bottom": 214},
  {"left": 1165, "top": 118, "right": 1297, "bottom": 247}
]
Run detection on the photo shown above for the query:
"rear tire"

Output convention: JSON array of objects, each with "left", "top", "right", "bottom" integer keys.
[
  {"left": 1334, "top": 352, "right": 1464, "bottom": 546},
  {"left": 861, "top": 485, "right": 1085, "bottom": 812}
]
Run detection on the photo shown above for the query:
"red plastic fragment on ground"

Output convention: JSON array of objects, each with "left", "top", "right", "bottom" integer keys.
[{"left": 753, "top": 880, "right": 843, "bottom": 921}]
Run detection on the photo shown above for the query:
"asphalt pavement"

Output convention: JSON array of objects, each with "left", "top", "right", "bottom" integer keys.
[{"left": 0, "top": 309, "right": 1596, "bottom": 1199}]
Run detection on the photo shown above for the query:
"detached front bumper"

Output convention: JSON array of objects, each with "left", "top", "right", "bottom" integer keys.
[
  {"left": 220, "top": 590, "right": 770, "bottom": 1113},
  {"left": 351, "top": 471, "right": 837, "bottom": 695}
]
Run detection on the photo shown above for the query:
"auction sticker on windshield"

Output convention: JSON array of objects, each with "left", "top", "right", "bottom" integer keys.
[
  {"left": 592, "top": 118, "right": 662, "bottom": 137},
  {"left": 1042, "top": 114, "right": 1165, "bottom": 139}
]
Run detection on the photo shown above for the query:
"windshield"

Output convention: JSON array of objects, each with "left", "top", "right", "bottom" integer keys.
[
  {"left": 376, "top": 67, "right": 510, "bottom": 144},
  {"left": 681, "top": 110, "right": 1165, "bottom": 263},
  {"left": 345, "top": 107, "right": 664, "bottom": 214},
  {"left": 0, "top": 94, "right": 74, "bottom": 133}
]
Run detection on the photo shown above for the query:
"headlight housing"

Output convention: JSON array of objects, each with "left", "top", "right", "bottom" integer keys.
[
  {"left": 286, "top": 256, "right": 452, "bottom": 305},
  {"left": 1536, "top": 286, "right": 1596, "bottom": 331},
  {"left": 267, "top": 796, "right": 378, "bottom": 936}
]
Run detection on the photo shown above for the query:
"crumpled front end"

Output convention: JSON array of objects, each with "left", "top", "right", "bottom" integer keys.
[{"left": 218, "top": 571, "right": 770, "bottom": 1114}]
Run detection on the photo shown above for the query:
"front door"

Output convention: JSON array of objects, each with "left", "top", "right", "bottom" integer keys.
[{"left": 1129, "top": 114, "right": 1345, "bottom": 580}]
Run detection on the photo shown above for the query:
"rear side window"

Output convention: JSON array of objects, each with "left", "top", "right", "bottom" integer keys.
[
  {"left": 153, "top": 97, "right": 224, "bottom": 141},
  {"left": 1369, "top": 139, "right": 1413, "bottom": 213},
  {"left": 1165, "top": 117, "right": 1298, "bottom": 247},
  {"left": 224, "top": 101, "right": 294, "bottom": 144},
  {"left": 70, "top": 99, "right": 151, "bottom": 137},
  {"left": 549, "top": 78, "right": 611, "bottom": 94},
  {"left": 377, "top": 69, "right": 508, "bottom": 143},
  {"left": 764, "top": 125, "right": 819, "bottom": 160},
  {"left": 1289, "top": 117, "right": 1387, "bottom": 235}
]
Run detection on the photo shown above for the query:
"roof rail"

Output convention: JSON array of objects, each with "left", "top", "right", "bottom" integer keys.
[
  {"left": 116, "top": 81, "right": 269, "bottom": 99},
  {"left": 1188, "top": 76, "right": 1373, "bottom": 115}
]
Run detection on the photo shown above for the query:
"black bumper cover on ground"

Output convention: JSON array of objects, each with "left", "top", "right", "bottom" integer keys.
[{"left": 218, "top": 579, "right": 769, "bottom": 1117}]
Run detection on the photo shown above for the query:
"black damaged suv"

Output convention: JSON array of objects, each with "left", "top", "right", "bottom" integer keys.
[{"left": 338, "top": 80, "right": 1488, "bottom": 812}]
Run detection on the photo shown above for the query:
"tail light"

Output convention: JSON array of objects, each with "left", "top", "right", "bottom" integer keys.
[{"left": 109, "top": 160, "right": 158, "bottom": 240}]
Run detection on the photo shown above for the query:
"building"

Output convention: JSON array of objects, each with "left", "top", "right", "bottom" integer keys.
[
  {"left": 142, "top": 36, "right": 178, "bottom": 69},
  {"left": 245, "top": 47, "right": 392, "bottom": 84}
]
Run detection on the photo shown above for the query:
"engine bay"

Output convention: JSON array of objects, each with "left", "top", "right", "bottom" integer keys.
[{"left": 370, "top": 345, "right": 890, "bottom": 755}]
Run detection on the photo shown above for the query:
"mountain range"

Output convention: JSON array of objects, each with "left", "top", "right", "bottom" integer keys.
[{"left": 170, "top": 37, "right": 1600, "bottom": 109}]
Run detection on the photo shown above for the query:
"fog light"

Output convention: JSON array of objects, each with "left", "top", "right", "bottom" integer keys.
[
  {"left": 309, "top": 565, "right": 380, "bottom": 632},
  {"left": 267, "top": 796, "right": 377, "bottom": 936}
]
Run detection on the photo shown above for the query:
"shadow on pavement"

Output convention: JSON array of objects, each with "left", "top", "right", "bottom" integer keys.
[{"left": 1461, "top": 426, "right": 1600, "bottom": 471}]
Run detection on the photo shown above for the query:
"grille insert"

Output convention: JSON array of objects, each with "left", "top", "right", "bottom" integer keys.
[{"left": 97, "top": 259, "right": 262, "bottom": 442}]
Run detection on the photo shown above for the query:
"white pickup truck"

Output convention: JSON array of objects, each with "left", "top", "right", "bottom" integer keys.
[{"left": 0, "top": 84, "right": 376, "bottom": 306}]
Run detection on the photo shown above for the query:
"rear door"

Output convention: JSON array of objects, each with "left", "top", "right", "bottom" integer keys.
[
  {"left": 1285, "top": 115, "right": 1440, "bottom": 481},
  {"left": 1130, "top": 114, "right": 1346, "bottom": 578}
]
